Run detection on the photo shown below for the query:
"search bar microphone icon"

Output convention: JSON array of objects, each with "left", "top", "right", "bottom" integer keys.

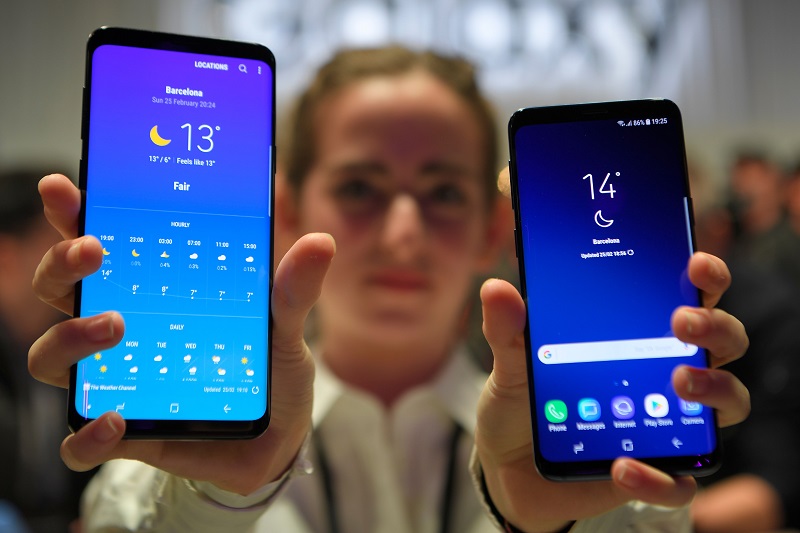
[{"left": 238, "top": 64, "right": 247, "bottom": 73}]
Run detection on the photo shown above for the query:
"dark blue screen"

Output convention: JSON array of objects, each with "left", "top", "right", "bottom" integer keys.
[
  {"left": 75, "top": 44, "right": 273, "bottom": 422},
  {"left": 514, "top": 109, "right": 716, "bottom": 464}
]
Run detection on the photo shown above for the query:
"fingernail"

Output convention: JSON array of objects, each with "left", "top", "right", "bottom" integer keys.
[
  {"left": 704, "top": 254, "right": 725, "bottom": 282},
  {"left": 86, "top": 314, "right": 115, "bottom": 342},
  {"left": 681, "top": 309, "right": 710, "bottom": 336},
  {"left": 94, "top": 414, "right": 121, "bottom": 442},
  {"left": 683, "top": 367, "right": 710, "bottom": 395},
  {"left": 615, "top": 463, "right": 641, "bottom": 489},
  {"left": 67, "top": 240, "right": 83, "bottom": 266}
]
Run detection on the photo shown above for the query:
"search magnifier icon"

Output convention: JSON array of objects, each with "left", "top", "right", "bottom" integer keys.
[{"left": 238, "top": 64, "right": 247, "bottom": 74}]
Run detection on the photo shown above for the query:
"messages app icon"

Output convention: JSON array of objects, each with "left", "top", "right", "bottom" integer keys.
[
  {"left": 578, "top": 398, "right": 601, "bottom": 421},
  {"left": 544, "top": 400, "right": 568, "bottom": 423}
]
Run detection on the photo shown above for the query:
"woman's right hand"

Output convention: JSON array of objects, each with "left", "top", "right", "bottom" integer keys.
[{"left": 28, "top": 173, "right": 335, "bottom": 496}]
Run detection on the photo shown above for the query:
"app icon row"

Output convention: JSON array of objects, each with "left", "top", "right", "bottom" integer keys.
[{"left": 544, "top": 394, "right": 703, "bottom": 424}]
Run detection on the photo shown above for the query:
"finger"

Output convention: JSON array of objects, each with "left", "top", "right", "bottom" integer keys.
[
  {"left": 611, "top": 457, "right": 697, "bottom": 508},
  {"left": 33, "top": 235, "right": 104, "bottom": 315},
  {"left": 60, "top": 412, "right": 129, "bottom": 471},
  {"left": 29, "top": 312, "right": 125, "bottom": 388},
  {"left": 271, "top": 233, "right": 335, "bottom": 359},
  {"left": 672, "top": 365, "right": 751, "bottom": 427},
  {"left": 671, "top": 306, "right": 749, "bottom": 367},
  {"left": 477, "top": 278, "right": 532, "bottom": 457},
  {"left": 687, "top": 252, "right": 731, "bottom": 309},
  {"left": 39, "top": 174, "right": 82, "bottom": 240},
  {"left": 497, "top": 167, "right": 511, "bottom": 199},
  {"left": 480, "top": 278, "right": 528, "bottom": 390}
]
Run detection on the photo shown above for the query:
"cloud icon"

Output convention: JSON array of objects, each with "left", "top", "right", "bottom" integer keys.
[
  {"left": 245, "top": 256, "right": 254, "bottom": 263},
  {"left": 124, "top": 354, "right": 133, "bottom": 361},
  {"left": 159, "top": 367, "right": 168, "bottom": 374},
  {"left": 183, "top": 355, "right": 192, "bottom": 363},
  {"left": 160, "top": 251, "right": 170, "bottom": 258},
  {"left": 189, "top": 367, "right": 197, "bottom": 375},
  {"left": 189, "top": 253, "right": 199, "bottom": 260},
  {"left": 154, "top": 355, "right": 163, "bottom": 362},
  {"left": 217, "top": 254, "right": 226, "bottom": 261},
  {"left": 129, "top": 366, "right": 139, "bottom": 373},
  {"left": 212, "top": 355, "right": 221, "bottom": 364},
  {"left": 217, "top": 369, "right": 226, "bottom": 376},
  {"left": 246, "top": 369, "right": 254, "bottom": 377}
]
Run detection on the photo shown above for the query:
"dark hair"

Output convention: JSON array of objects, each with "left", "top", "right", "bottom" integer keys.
[
  {"left": 0, "top": 169, "right": 48, "bottom": 236},
  {"left": 283, "top": 46, "right": 499, "bottom": 203}
]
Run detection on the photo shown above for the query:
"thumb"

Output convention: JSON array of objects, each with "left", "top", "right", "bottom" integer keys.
[
  {"left": 480, "top": 278, "right": 528, "bottom": 390},
  {"left": 271, "top": 233, "right": 335, "bottom": 359}
]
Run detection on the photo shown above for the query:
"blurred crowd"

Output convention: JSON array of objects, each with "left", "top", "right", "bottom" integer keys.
[{"left": 690, "top": 151, "right": 800, "bottom": 532}]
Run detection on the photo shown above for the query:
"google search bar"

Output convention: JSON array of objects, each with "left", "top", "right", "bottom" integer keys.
[{"left": 537, "top": 337, "right": 697, "bottom": 365}]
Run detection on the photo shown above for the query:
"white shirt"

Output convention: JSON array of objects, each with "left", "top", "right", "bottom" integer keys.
[{"left": 81, "top": 349, "right": 691, "bottom": 532}]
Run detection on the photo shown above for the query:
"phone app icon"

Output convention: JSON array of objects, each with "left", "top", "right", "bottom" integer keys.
[
  {"left": 644, "top": 393, "right": 669, "bottom": 418},
  {"left": 544, "top": 400, "right": 568, "bottom": 423},
  {"left": 611, "top": 396, "right": 635, "bottom": 419},
  {"left": 578, "top": 398, "right": 601, "bottom": 421},
  {"left": 679, "top": 399, "right": 703, "bottom": 416}
]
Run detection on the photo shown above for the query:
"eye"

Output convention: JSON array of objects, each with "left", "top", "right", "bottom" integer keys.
[
  {"left": 334, "top": 179, "right": 376, "bottom": 200},
  {"left": 429, "top": 183, "right": 466, "bottom": 205}
]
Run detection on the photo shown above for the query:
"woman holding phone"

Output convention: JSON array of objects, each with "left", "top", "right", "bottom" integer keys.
[{"left": 29, "top": 46, "right": 749, "bottom": 532}]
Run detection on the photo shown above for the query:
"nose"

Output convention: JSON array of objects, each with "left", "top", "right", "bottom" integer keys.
[{"left": 380, "top": 193, "right": 426, "bottom": 263}]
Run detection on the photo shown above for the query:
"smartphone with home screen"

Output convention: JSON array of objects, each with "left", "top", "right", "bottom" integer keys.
[
  {"left": 508, "top": 99, "right": 721, "bottom": 479},
  {"left": 68, "top": 27, "right": 275, "bottom": 438}
]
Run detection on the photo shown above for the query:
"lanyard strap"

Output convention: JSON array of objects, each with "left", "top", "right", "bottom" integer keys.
[{"left": 314, "top": 422, "right": 464, "bottom": 533}]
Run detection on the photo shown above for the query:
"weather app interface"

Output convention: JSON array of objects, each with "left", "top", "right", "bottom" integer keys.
[
  {"left": 76, "top": 45, "right": 273, "bottom": 421},
  {"left": 514, "top": 114, "right": 716, "bottom": 463}
]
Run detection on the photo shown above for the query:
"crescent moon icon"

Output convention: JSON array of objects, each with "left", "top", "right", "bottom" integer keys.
[
  {"left": 149, "top": 125, "right": 171, "bottom": 147},
  {"left": 594, "top": 210, "right": 614, "bottom": 228},
  {"left": 131, "top": 249, "right": 140, "bottom": 257}
]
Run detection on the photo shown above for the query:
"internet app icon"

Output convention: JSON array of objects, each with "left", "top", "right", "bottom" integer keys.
[
  {"left": 644, "top": 393, "right": 669, "bottom": 418},
  {"left": 611, "top": 396, "right": 635, "bottom": 419},
  {"left": 578, "top": 398, "right": 601, "bottom": 421}
]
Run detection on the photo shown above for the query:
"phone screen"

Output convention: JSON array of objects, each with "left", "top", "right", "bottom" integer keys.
[
  {"left": 70, "top": 28, "right": 274, "bottom": 438},
  {"left": 509, "top": 100, "right": 719, "bottom": 478}
]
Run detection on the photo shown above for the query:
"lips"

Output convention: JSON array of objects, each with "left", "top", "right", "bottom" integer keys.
[{"left": 368, "top": 270, "right": 429, "bottom": 291}]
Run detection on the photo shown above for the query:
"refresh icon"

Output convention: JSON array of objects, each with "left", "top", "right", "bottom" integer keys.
[{"left": 594, "top": 210, "right": 614, "bottom": 228}]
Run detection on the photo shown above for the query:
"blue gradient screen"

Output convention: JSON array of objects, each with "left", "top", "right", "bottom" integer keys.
[
  {"left": 75, "top": 44, "right": 273, "bottom": 422},
  {"left": 513, "top": 110, "right": 717, "bottom": 465}
]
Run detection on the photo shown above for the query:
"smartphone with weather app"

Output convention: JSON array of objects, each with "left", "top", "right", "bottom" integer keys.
[
  {"left": 68, "top": 27, "right": 275, "bottom": 438},
  {"left": 508, "top": 99, "right": 721, "bottom": 479}
]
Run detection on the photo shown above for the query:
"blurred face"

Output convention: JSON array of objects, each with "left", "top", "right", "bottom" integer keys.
[{"left": 287, "top": 71, "right": 495, "bottom": 357}]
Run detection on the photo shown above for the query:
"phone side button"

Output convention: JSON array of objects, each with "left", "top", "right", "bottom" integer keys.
[
  {"left": 513, "top": 228, "right": 519, "bottom": 258},
  {"left": 81, "top": 86, "right": 87, "bottom": 140}
]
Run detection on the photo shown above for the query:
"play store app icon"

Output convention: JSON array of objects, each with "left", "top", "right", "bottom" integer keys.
[{"left": 644, "top": 393, "right": 669, "bottom": 418}]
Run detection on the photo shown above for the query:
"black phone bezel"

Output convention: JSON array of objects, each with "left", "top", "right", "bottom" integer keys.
[
  {"left": 507, "top": 99, "right": 722, "bottom": 480},
  {"left": 68, "top": 27, "right": 276, "bottom": 440}
]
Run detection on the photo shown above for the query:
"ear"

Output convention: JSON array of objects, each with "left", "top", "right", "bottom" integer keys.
[
  {"left": 475, "top": 177, "right": 515, "bottom": 273},
  {"left": 274, "top": 169, "right": 301, "bottom": 267}
]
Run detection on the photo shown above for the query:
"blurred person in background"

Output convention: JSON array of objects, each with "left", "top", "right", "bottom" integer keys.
[
  {"left": 727, "top": 151, "right": 800, "bottom": 290},
  {"left": 0, "top": 168, "right": 93, "bottom": 532},
  {"left": 690, "top": 161, "right": 800, "bottom": 532},
  {"left": 785, "top": 160, "right": 800, "bottom": 239}
]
